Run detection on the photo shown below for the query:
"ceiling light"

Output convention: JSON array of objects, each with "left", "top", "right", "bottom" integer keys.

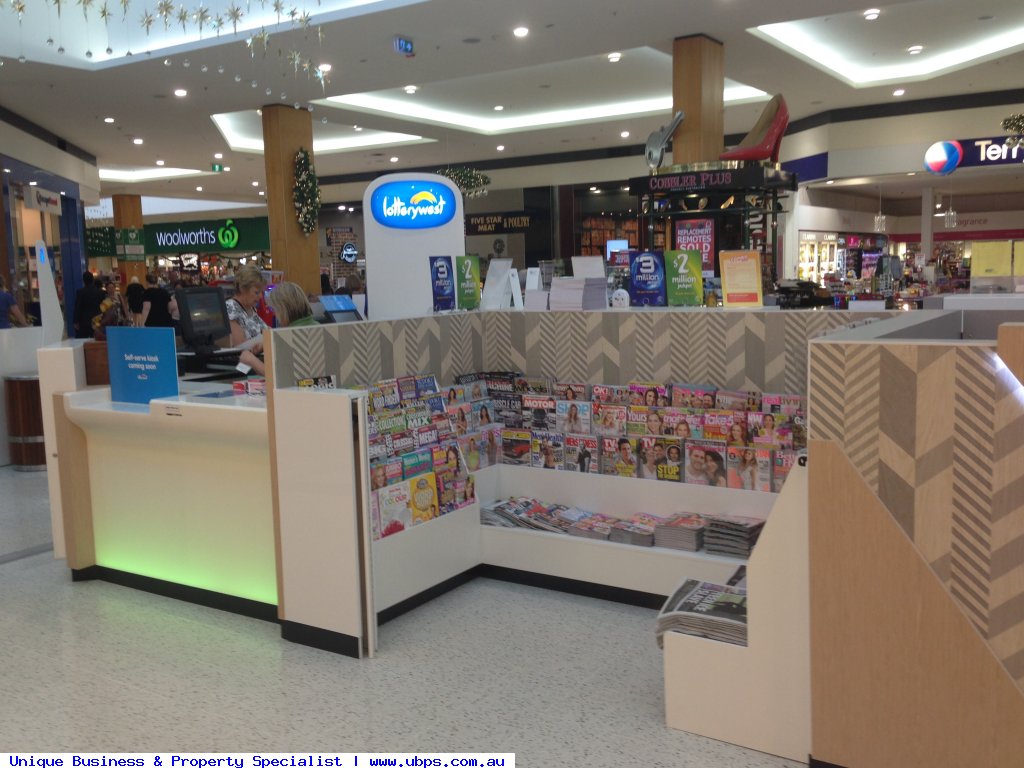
[
  {"left": 907, "top": 172, "right": 916, "bottom": 176},
  {"left": 2, "top": 169, "right": 10, "bottom": 173},
  {"left": 353, "top": 125, "right": 362, "bottom": 131},
  {"left": 174, "top": 88, "right": 187, "bottom": 97},
  {"left": 29, "top": 181, "right": 37, "bottom": 186},
  {"left": 907, "top": 45, "right": 923, "bottom": 54},
  {"left": 607, "top": 52, "right": 622, "bottom": 62},
  {"left": 494, "top": 105, "right": 504, "bottom": 111},
  {"left": 258, "top": 191, "right": 265, "bottom": 196},
  {"left": 863, "top": 8, "right": 880, "bottom": 20},
  {"left": 132, "top": 138, "right": 143, "bottom": 145},
  {"left": 826, "top": 180, "right": 835, "bottom": 185},
  {"left": 513, "top": 26, "right": 529, "bottom": 38},
  {"left": 589, "top": 186, "right": 598, "bottom": 191},
  {"left": 318, "top": 63, "right": 332, "bottom": 72},
  {"left": 252, "top": 180, "right": 259, "bottom": 187},
  {"left": 620, "top": 131, "right": 630, "bottom": 138},
  {"left": 338, "top": 204, "right": 346, "bottom": 210},
  {"left": 404, "top": 85, "right": 418, "bottom": 94},
  {"left": 214, "top": 152, "right": 223, "bottom": 159},
  {"left": 348, "top": 207, "right": 355, "bottom": 212},
  {"left": 60, "top": 191, "right": 65, "bottom": 196},
  {"left": 103, "top": 117, "right": 115, "bottom": 124},
  {"left": 223, "top": 166, "right": 230, "bottom": 172},
  {"left": 496, "top": 144, "right": 505, "bottom": 151},
  {"left": 936, "top": 202, "right": 942, "bottom": 209},
  {"left": 196, "top": 186, "right": 203, "bottom": 192},
  {"left": 390, "top": 156, "right": 399, "bottom": 163},
  {"left": 893, "top": 88, "right": 905, "bottom": 96},
  {"left": 622, "top": 186, "right": 630, "bottom": 192},
  {"left": 155, "top": 159, "right": 165, "bottom": 166}
]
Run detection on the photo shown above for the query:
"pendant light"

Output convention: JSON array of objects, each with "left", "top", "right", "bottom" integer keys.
[
  {"left": 944, "top": 182, "right": 957, "bottom": 229},
  {"left": 873, "top": 185, "right": 887, "bottom": 233}
]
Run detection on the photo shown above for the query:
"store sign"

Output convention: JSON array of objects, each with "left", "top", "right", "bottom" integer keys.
[
  {"left": 675, "top": 218, "right": 715, "bottom": 277},
  {"left": 455, "top": 255, "right": 481, "bottom": 310},
  {"left": 370, "top": 181, "right": 457, "bottom": 230},
  {"left": 116, "top": 228, "right": 146, "bottom": 262},
  {"left": 932, "top": 137, "right": 1024, "bottom": 171},
  {"left": 23, "top": 186, "right": 62, "bottom": 215},
  {"left": 144, "top": 216, "right": 269, "bottom": 254},
  {"left": 629, "top": 165, "right": 795, "bottom": 195},
  {"left": 719, "top": 250, "right": 763, "bottom": 308},
  {"left": 465, "top": 211, "right": 532, "bottom": 236}
]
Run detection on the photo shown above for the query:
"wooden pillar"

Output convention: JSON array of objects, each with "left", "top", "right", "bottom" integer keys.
[
  {"left": 672, "top": 34, "right": 725, "bottom": 165},
  {"left": 262, "top": 105, "right": 319, "bottom": 295},
  {"left": 111, "top": 194, "right": 147, "bottom": 285}
]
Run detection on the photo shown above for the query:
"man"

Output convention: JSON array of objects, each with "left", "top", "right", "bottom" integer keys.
[
  {"left": 614, "top": 437, "right": 635, "bottom": 477},
  {"left": 685, "top": 447, "right": 710, "bottom": 485},
  {"left": 0, "top": 275, "right": 28, "bottom": 328},
  {"left": 73, "top": 271, "right": 105, "bottom": 339},
  {"left": 125, "top": 276, "right": 145, "bottom": 326}
]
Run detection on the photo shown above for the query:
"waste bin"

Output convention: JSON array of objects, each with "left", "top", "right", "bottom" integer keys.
[{"left": 4, "top": 373, "right": 46, "bottom": 471}]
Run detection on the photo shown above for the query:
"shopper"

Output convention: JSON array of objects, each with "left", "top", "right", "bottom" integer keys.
[
  {"left": 0, "top": 275, "right": 27, "bottom": 328},
  {"left": 226, "top": 265, "right": 269, "bottom": 345},
  {"left": 73, "top": 271, "right": 105, "bottom": 338},
  {"left": 266, "top": 282, "right": 318, "bottom": 328},
  {"left": 140, "top": 273, "right": 175, "bottom": 328},
  {"left": 125, "top": 276, "right": 145, "bottom": 326}
]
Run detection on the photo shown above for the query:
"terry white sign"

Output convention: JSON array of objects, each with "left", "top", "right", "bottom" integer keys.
[{"left": 23, "top": 187, "right": 62, "bottom": 215}]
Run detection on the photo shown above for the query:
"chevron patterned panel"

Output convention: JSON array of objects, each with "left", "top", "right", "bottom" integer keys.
[
  {"left": 667, "top": 313, "right": 696, "bottom": 383},
  {"left": 523, "top": 313, "right": 549, "bottom": 376},
  {"left": 740, "top": 312, "right": 768, "bottom": 392},
  {"left": 722, "top": 313, "right": 748, "bottom": 389},
  {"left": 630, "top": 313, "right": 657, "bottom": 382},
  {"left": 808, "top": 342, "right": 846, "bottom": 443},
  {"left": 844, "top": 344, "right": 883, "bottom": 493},
  {"left": 544, "top": 312, "right": 590, "bottom": 381},
  {"left": 686, "top": 313, "right": 715, "bottom": 384},
  {"left": 951, "top": 346, "right": 997, "bottom": 636},
  {"left": 616, "top": 313, "right": 640, "bottom": 382},
  {"left": 647, "top": 313, "right": 674, "bottom": 385},
  {"left": 440, "top": 315, "right": 475, "bottom": 384},
  {"left": 483, "top": 312, "right": 514, "bottom": 371},
  {"left": 596, "top": 312, "right": 625, "bottom": 383},
  {"left": 763, "top": 313, "right": 790, "bottom": 393},
  {"left": 508, "top": 312, "right": 529, "bottom": 373}
]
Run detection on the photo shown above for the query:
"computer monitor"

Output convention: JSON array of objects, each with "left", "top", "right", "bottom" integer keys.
[
  {"left": 176, "top": 287, "right": 231, "bottom": 354},
  {"left": 319, "top": 294, "right": 358, "bottom": 313},
  {"left": 328, "top": 309, "right": 362, "bottom": 324}
]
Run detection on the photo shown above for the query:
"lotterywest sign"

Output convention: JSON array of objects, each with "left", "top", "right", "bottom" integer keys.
[
  {"left": 370, "top": 180, "right": 457, "bottom": 230},
  {"left": 144, "top": 216, "right": 270, "bottom": 254},
  {"left": 629, "top": 164, "right": 796, "bottom": 195},
  {"left": 465, "top": 211, "right": 532, "bottom": 236}
]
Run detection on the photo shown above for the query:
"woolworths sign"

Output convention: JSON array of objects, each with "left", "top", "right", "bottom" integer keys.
[{"left": 144, "top": 217, "right": 270, "bottom": 254}]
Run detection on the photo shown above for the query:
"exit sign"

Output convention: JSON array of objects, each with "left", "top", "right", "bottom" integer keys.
[
  {"left": 393, "top": 35, "right": 414, "bottom": 56},
  {"left": 211, "top": 163, "right": 224, "bottom": 172}
]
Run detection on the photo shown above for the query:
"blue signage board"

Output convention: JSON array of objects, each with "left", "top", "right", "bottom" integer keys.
[
  {"left": 106, "top": 327, "right": 180, "bottom": 405},
  {"left": 370, "top": 180, "right": 457, "bottom": 230},
  {"left": 928, "top": 137, "right": 1024, "bottom": 174},
  {"left": 628, "top": 250, "right": 667, "bottom": 307},
  {"left": 429, "top": 256, "right": 456, "bottom": 311}
]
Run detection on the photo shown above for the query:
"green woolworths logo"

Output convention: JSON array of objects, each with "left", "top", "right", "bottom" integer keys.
[{"left": 218, "top": 219, "right": 240, "bottom": 249}]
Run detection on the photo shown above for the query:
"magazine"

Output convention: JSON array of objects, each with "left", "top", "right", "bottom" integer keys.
[
  {"left": 655, "top": 437, "right": 683, "bottom": 482},
  {"left": 501, "top": 428, "right": 533, "bottom": 466},
  {"left": 670, "top": 383, "right": 716, "bottom": 408},
  {"left": 376, "top": 482, "right": 413, "bottom": 538},
  {"left": 471, "top": 399, "right": 498, "bottom": 429},
  {"left": 747, "top": 411, "right": 793, "bottom": 449},
  {"left": 761, "top": 393, "right": 806, "bottom": 418},
  {"left": 407, "top": 473, "right": 440, "bottom": 524},
  {"left": 449, "top": 402, "right": 473, "bottom": 435},
  {"left": 531, "top": 430, "right": 565, "bottom": 470},
  {"left": 627, "top": 405, "right": 666, "bottom": 436},
  {"left": 563, "top": 434, "right": 599, "bottom": 473},
  {"left": 591, "top": 384, "right": 632, "bottom": 405},
  {"left": 415, "top": 374, "right": 440, "bottom": 398},
  {"left": 370, "top": 378, "right": 401, "bottom": 412},
  {"left": 600, "top": 436, "right": 637, "bottom": 478},
  {"left": 458, "top": 432, "right": 485, "bottom": 472},
  {"left": 629, "top": 381, "right": 670, "bottom": 406},
  {"left": 556, "top": 399, "right": 592, "bottom": 434},
  {"left": 654, "top": 513, "right": 706, "bottom": 551},
  {"left": 554, "top": 381, "right": 589, "bottom": 401},
  {"left": 397, "top": 375, "right": 418, "bottom": 404},
  {"left": 635, "top": 436, "right": 661, "bottom": 481},
  {"left": 491, "top": 392, "right": 524, "bottom": 428},
  {"left": 522, "top": 394, "right": 558, "bottom": 430},
  {"left": 480, "top": 426, "right": 502, "bottom": 468},
  {"left": 656, "top": 579, "right": 748, "bottom": 647},
  {"left": 773, "top": 450, "right": 798, "bottom": 491},
  {"left": 716, "top": 390, "right": 761, "bottom": 412},
  {"left": 515, "top": 376, "right": 553, "bottom": 395},
  {"left": 463, "top": 379, "right": 489, "bottom": 402},
  {"left": 401, "top": 448, "right": 432, "bottom": 479},
  {"left": 591, "top": 402, "right": 628, "bottom": 436},
  {"left": 684, "top": 439, "right": 728, "bottom": 486}
]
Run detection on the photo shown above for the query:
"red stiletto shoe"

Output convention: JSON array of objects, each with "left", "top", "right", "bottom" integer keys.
[{"left": 720, "top": 94, "right": 789, "bottom": 164}]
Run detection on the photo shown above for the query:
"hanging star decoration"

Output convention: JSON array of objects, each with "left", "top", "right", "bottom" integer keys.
[
  {"left": 253, "top": 26, "right": 269, "bottom": 54},
  {"left": 288, "top": 6, "right": 297, "bottom": 23},
  {"left": 212, "top": 13, "right": 223, "bottom": 34},
  {"left": 79, "top": 0, "right": 93, "bottom": 21},
  {"left": 195, "top": 6, "right": 210, "bottom": 36},
  {"left": 119, "top": 0, "right": 130, "bottom": 20},
  {"left": 245, "top": 35, "right": 256, "bottom": 58},
  {"left": 287, "top": 48, "right": 302, "bottom": 75},
  {"left": 52, "top": 0, "right": 63, "bottom": 18},
  {"left": 226, "top": 2, "right": 243, "bottom": 33},
  {"left": 314, "top": 64, "right": 328, "bottom": 94},
  {"left": 271, "top": 0, "right": 282, "bottom": 23},
  {"left": 99, "top": 2, "right": 110, "bottom": 23},
  {"left": 176, "top": 6, "right": 189, "bottom": 32},
  {"left": 12, "top": 0, "right": 26, "bottom": 20},
  {"left": 140, "top": 9, "right": 155, "bottom": 35},
  {"left": 436, "top": 167, "right": 491, "bottom": 199},
  {"left": 297, "top": 10, "right": 311, "bottom": 30},
  {"left": 155, "top": 0, "right": 173, "bottom": 27},
  {"left": 1004, "top": 114, "right": 1024, "bottom": 148},
  {"left": 316, "top": 23, "right": 324, "bottom": 45}
]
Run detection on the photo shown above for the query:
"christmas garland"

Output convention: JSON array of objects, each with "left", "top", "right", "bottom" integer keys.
[
  {"left": 293, "top": 147, "right": 321, "bottom": 235},
  {"left": 1004, "top": 114, "right": 1024, "bottom": 148},
  {"left": 436, "top": 166, "right": 491, "bottom": 198}
]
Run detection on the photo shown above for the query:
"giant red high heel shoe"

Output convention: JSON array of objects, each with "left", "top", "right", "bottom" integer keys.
[{"left": 719, "top": 94, "right": 789, "bottom": 164}]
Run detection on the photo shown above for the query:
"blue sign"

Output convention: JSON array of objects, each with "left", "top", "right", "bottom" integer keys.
[
  {"left": 629, "top": 250, "right": 667, "bottom": 307},
  {"left": 429, "top": 256, "right": 456, "bottom": 311},
  {"left": 370, "top": 181, "right": 457, "bottom": 230},
  {"left": 106, "top": 327, "right": 180, "bottom": 405}
]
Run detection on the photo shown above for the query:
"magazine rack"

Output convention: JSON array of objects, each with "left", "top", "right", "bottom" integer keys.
[{"left": 662, "top": 460, "right": 809, "bottom": 762}]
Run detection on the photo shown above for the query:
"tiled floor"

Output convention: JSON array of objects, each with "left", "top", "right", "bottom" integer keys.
[{"left": 0, "top": 466, "right": 803, "bottom": 766}]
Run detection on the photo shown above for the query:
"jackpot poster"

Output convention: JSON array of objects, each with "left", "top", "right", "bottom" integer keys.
[
  {"left": 665, "top": 249, "right": 704, "bottom": 306},
  {"left": 628, "top": 250, "right": 667, "bottom": 307},
  {"left": 719, "top": 250, "right": 764, "bottom": 308},
  {"left": 429, "top": 256, "right": 456, "bottom": 311},
  {"left": 675, "top": 218, "right": 715, "bottom": 277},
  {"left": 455, "top": 254, "right": 481, "bottom": 310}
]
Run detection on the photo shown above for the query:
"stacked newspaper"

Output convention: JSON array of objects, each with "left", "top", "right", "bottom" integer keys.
[
  {"left": 480, "top": 497, "right": 563, "bottom": 532},
  {"left": 654, "top": 513, "right": 707, "bottom": 551},
  {"left": 703, "top": 514, "right": 765, "bottom": 557},
  {"left": 656, "top": 578, "right": 748, "bottom": 648}
]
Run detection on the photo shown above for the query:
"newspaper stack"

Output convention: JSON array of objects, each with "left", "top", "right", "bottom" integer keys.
[
  {"left": 703, "top": 514, "right": 765, "bottom": 558},
  {"left": 654, "top": 513, "right": 707, "bottom": 551},
  {"left": 656, "top": 578, "right": 748, "bottom": 648}
]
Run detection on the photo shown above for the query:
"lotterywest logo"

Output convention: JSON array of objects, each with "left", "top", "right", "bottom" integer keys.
[{"left": 371, "top": 181, "right": 457, "bottom": 230}]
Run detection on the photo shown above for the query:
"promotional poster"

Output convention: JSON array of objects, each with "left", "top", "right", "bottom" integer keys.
[
  {"left": 429, "top": 255, "right": 456, "bottom": 311},
  {"left": 455, "top": 254, "right": 481, "bottom": 310},
  {"left": 665, "top": 249, "right": 705, "bottom": 306},
  {"left": 628, "top": 250, "right": 667, "bottom": 307},
  {"left": 674, "top": 218, "right": 715, "bottom": 276}
]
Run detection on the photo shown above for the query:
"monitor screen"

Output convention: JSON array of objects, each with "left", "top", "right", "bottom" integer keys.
[
  {"left": 328, "top": 309, "right": 362, "bottom": 324},
  {"left": 176, "top": 287, "right": 231, "bottom": 352},
  {"left": 320, "top": 294, "right": 358, "bottom": 312}
]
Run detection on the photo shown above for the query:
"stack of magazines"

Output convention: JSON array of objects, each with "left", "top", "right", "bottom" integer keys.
[
  {"left": 567, "top": 512, "right": 617, "bottom": 540},
  {"left": 654, "top": 513, "right": 707, "bottom": 551},
  {"left": 608, "top": 513, "right": 667, "bottom": 546},
  {"left": 703, "top": 514, "right": 765, "bottom": 557},
  {"left": 656, "top": 578, "right": 748, "bottom": 648},
  {"left": 480, "top": 497, "right": 563, "bottom": 532}
]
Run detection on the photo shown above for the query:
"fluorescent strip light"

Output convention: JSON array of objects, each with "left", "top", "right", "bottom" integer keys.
[{"left": 99, "top": 167, "right": 206, "bottom": 182}]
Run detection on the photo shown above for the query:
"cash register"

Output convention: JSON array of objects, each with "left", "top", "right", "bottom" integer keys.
[{"left": 175, "top": 287, "right": 245, "bottom": 377}]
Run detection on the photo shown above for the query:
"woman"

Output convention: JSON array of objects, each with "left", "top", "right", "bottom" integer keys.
[
  {"left": 728, "top": 421, "right": 748, "bottom": 447},
  {"left": 565, "top": 403, "right": 582, "bottom": 433},
  {"left": 645, "top": 409, "right": 664, "bottom": 435},
  {"left": 226, "top": 265, "right": 268, "bottom": 346},
  {"left": 268, "top": 282, "right": 317, "bottom": 328},
  {"left": 140, "top": 273, "right": 175, "bottom": 329},
  {"left": 739, "top": 448, "right": 758, "bottom": 490},
  {"left": 479, "top": 405, "right": 493, "bottom": 426},
  {"left": 673, "top": 420, "right": 692, "bottom": 439},
  {"left": 638, "top": 442, "right": 658, "bottom": 479},
  {"left": 759, "top": 413, "right": 778, "bottom": 443},
  {"left": 644, "top": 388, "right": 658, "bottom": 406},
  {"left": 666, "top": 443, "right": 682, "bottom": 467},
  {"left": 704, "top": 450, "right": 728, "bottom": 487}
]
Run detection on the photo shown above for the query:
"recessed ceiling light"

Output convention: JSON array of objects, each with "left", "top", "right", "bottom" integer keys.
[
  {"left": 620, "top": 131, "right": 630, "bottom": 138},
  {"left": 214, "top": 152, "right": 223, "bottom": 159},
  {"left": 936, "top": 202, "right": 942, "bottom": 209},
  {"left": 622, "top": 186, "right": 630, "bottom": 192},
  {"left": 338, "top": 204, "right": 346, "bottom": 210},
  {"left": 29, "top": 181, "right": 37, "bottom": 186},
  {"left": 907, "top": 45, "right": 923, "bottom": 54},
  {"left": 223, "top": 166, "right": 230, "bottom": 172},
  {"left": 826, "top": 180, "right": 835, "bottom": 185},
  {"left": 589, "top": 186, "right": 598, "bottom": 191},
  {"left": 348, "top": 207, "right": 355, "bottom": 212},
  {"left": 863, "top": 8, "right": 880, "bottom": 20},
  {"left": 494, "top": 105, "right": 504, "bottom": 111},
  {"left": 103, "top": 117, "right": 115, "bottom": 123},
  {"left": 2, "top": 168, "right": 10, "bottom": 174},
  {"left": 390, "top": 156, "right": 399, "bottom": 162},
  {"left": 404, "top": 84, "right": 418, "bottom": 94},
  {"left": 258, "top": 191, "right": 265, "bottom": 196},
  {"left": 354, "top": 125, "right": 363, "bottom": 131},
  {"left": 60, "top": 191, "right": 65, "bottom": 196},
  {"left": 174, "top": 88, "right": 187, "bottom": 97},
  {"left": 132, "top": 138, "right": 143, "bottom": 145},
  {"left": 893, "top": 88, "right": 905, "bottom": 96},
  {"left": 607, "top": 52, "right": 622, "bottom": 62},
  {"left": 196, "top": 186, "right": 203, "bottom": 192},
  {"left": 513, "top": 26, "right": 529, "bottom": 38},
  {"left": 251, "top": 180, "right": 259, "bottom": 187},
  {"left": 318, "top": 63, "right": 332, "bottom": 72},
  {"left": 907, "top": 172, "right": 916, "bottom": 176},
  {"left": 155, "top": 159, "right": 165, "bottom": 166},
  {"left": 496, "top": 144, "right": 505, "bottom": 151}
]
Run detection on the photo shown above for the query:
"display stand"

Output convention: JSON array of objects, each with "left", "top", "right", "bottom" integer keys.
[{"left": 663, "top": 460, "right": 809, "bottom": 762}]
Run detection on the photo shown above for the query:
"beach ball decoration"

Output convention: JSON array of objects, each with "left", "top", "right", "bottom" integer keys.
[{"left": 924, "top": 141, "right": 963, "bottom": 176}]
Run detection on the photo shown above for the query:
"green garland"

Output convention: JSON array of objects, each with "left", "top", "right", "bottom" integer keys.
[
  {"left": 436, "top": 166, "right": 491, "bottom": 198},
  {"left": 293, "top": 147, "right": 321, "bottom": 236},
  {"left": 1003, "top": 113, "right": 1024, "bottom": 148}
]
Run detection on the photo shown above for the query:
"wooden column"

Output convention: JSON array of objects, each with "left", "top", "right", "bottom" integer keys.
[
  {"left": 111, "top": 194, "right": 147, "bottom": 285},
  {"left": 262, "top": 105, "right": 319, "bottom": 295},
  {"left": 672, "top": 34, "right": 724, "bottom": 165}
]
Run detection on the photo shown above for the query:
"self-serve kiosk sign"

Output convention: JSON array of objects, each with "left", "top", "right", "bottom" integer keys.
[{"left": 370, "top": 181, "right": 457, "bottom": 230}]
